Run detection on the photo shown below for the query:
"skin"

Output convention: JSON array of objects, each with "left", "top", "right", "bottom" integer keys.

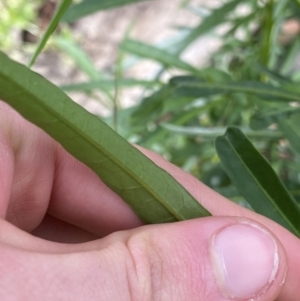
[{"left": 0, "top": 100, "right": 299, "bottom": 300}]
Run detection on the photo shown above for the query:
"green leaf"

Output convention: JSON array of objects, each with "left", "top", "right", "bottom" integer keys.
[
  {"left": 54, "top": 37, "right": 115, "bottom": 100},
  {"left": 280, "top": 38, "right": 300, "bottom": 76},
  {"left": 130, "top": 86, "right": 171, "bottom": 123},
  {"left": 63, "top": 0, "right": 149, "bottom": 22},
  {"left": 175, "top": 0, "right": 243, "bottom": 53},
  {"left": 54, "top": 37, "right": 105, "bottom": 80},
  {"left": 225, "top": 9, "right": 260, "bottom": 38},
  {"left": 250, "top": 106, "right": 300, "bottom": 130},
  {"left": 28, "top": 0, "right": 73, "bottom": 67},
  {"left": 121, "top": 39, "right": 198, "bottom": 74},
  {"left": 215, "top": 127, "right": 300, "bottom": 237},
  {"left": 170, "top": 76, "right": 300, "bottom": 102},
  {"left": 255, "top": 65, "right": 291, "bottom": 83},
  {"left": 290, "top": 0, "right": 300, "bottom": 14},
  {"left": 278, "top": 114, "right": 300, "bottom": 156},
  {"left": 0, "top": 51, "right": 210, "bottom": 223},
  {"left": 250, "top": 107, "right": 300, "bottom": 156},
  {"left": 282, "top": 82, "right": 300, "bottom": 95},
  {"left": 162, "top": 124, "right": 282, "bottom": 139},
  {"left": 61, "top": 78, "right": 161, "bottom": 92}
]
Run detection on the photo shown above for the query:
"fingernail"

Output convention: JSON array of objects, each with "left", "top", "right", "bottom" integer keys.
[{"left": 211, "top": 222, "right": 279, "bottom": 300}]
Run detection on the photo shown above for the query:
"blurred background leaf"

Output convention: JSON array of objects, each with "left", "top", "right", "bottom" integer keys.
[
  {"left": 63, "top": 0, "right": 150, "bottom": 22},
  {"left": 27, "top": 0, "right": 73, "bottom": 67}
]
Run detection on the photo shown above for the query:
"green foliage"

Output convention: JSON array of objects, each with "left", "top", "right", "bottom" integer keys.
[
  {"left": 62, "top": 0, "right": 150, "bottom": 22},
  {"left": 216, "top": 127, "right": 300, "bottom": 236},
  {"left": 28, "top": 0, "right": 73, "bottom": 67},
  {"left": 120, "top": 39, "right": 199, "bottom": 74},
  {"left": 2, "top": 0, "right": 300, "bottom": 235},
  {"left": 0, "top": 51, "right": 210, "bottom": 224}
]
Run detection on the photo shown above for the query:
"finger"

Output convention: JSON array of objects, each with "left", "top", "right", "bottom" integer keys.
[
  {"left": 47, "top": 143, "right": 142, "bottom": 236},
  {"left": 31, "top": 214, "right": 98, "bottom": 243},
  {"left": 0, "top": 217, "right": 119, "bottom": 254},
  {"left": 0, "top": 101, "right": 142, "bottom": 235},
  {"left": 0, "top": 119, "right": 14, "bottom": 217},
  {"left": 138, "top": 147, "right": 299, "bottom": 301},
  {"left": 0, "top": 217, "right": 287, "bottom": 301}
]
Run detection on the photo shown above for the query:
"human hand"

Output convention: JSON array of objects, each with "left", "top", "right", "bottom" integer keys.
[{"left": 0, "top": 101, "right": 298, "bottom": 300}]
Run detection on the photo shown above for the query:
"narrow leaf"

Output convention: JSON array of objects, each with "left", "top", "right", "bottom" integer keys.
[
  {"left": 170, "top": 76, "right": 300, "bottom": 102},
  {"left": 216, "top": 127, "right": 300, "bottom": 236},
  {"left": 54, "top": 37, "right": 105, "bottom": 80},
  {"left": 121, "top": 39, "right": 198, "bottom": 74},
  {"left": 290, "top": 0, "right": 300, "bottom": 16},
  {"left": 54, "top": 37, "right": 113, "bottom": 99},
  {"left": 162, "top": 124, "right": 282, "bottom": 139},
  {"left": 255, "top": 65, "right": 291, "bottom": 83},
  {"left": 61, "top": 78, "right": 161, "bottom": 92},
  {"left": 131, "top": 86, "right": 171, "bottom": 122},
  {"left": 0, "top": 52, "right": 210, "bottom": 223},
  {"left": 175, "top": 0, "right": 243, "bottom": 53},
  {"left": 250, "top": 107, "right": 300, "bottom": 156},
  {"left": 63, "top": 0, "right": 149, "bottom": 22},
  {"left": 278, "top": 114, "right": 300, "bottom": 156},
  {"left": 250, "top": 106, "right": 300, "bottom": 130},
  {"left": 28, "top": 0, "right": 73, "bottom": 67},
  {"left": 280, "top": 38, "right": 300, "bottom": 76}
]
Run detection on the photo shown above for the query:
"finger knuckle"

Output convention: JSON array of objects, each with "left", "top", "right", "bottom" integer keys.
[{"left": 125, "top": 229, "right": 192, "bottom": 301}]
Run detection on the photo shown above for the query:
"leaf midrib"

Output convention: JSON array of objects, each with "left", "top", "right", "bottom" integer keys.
[
  {"left": 224, "top": 135, "right": 298, "bottom": 235},
  {"left": 1, "top": 69, "right": 183, "bottom": 221}
]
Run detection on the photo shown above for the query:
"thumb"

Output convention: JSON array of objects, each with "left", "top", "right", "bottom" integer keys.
[
  {"left": 120, "top": 217, "right": 287, "bottom": 301},
  {"left": 1, "top": 217, "right": 287, "bottom": 301}
]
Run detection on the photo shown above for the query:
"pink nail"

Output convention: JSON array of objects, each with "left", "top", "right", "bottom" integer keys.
[{"left": 211, "top": 222, "right": 279, "bottom": 300}]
